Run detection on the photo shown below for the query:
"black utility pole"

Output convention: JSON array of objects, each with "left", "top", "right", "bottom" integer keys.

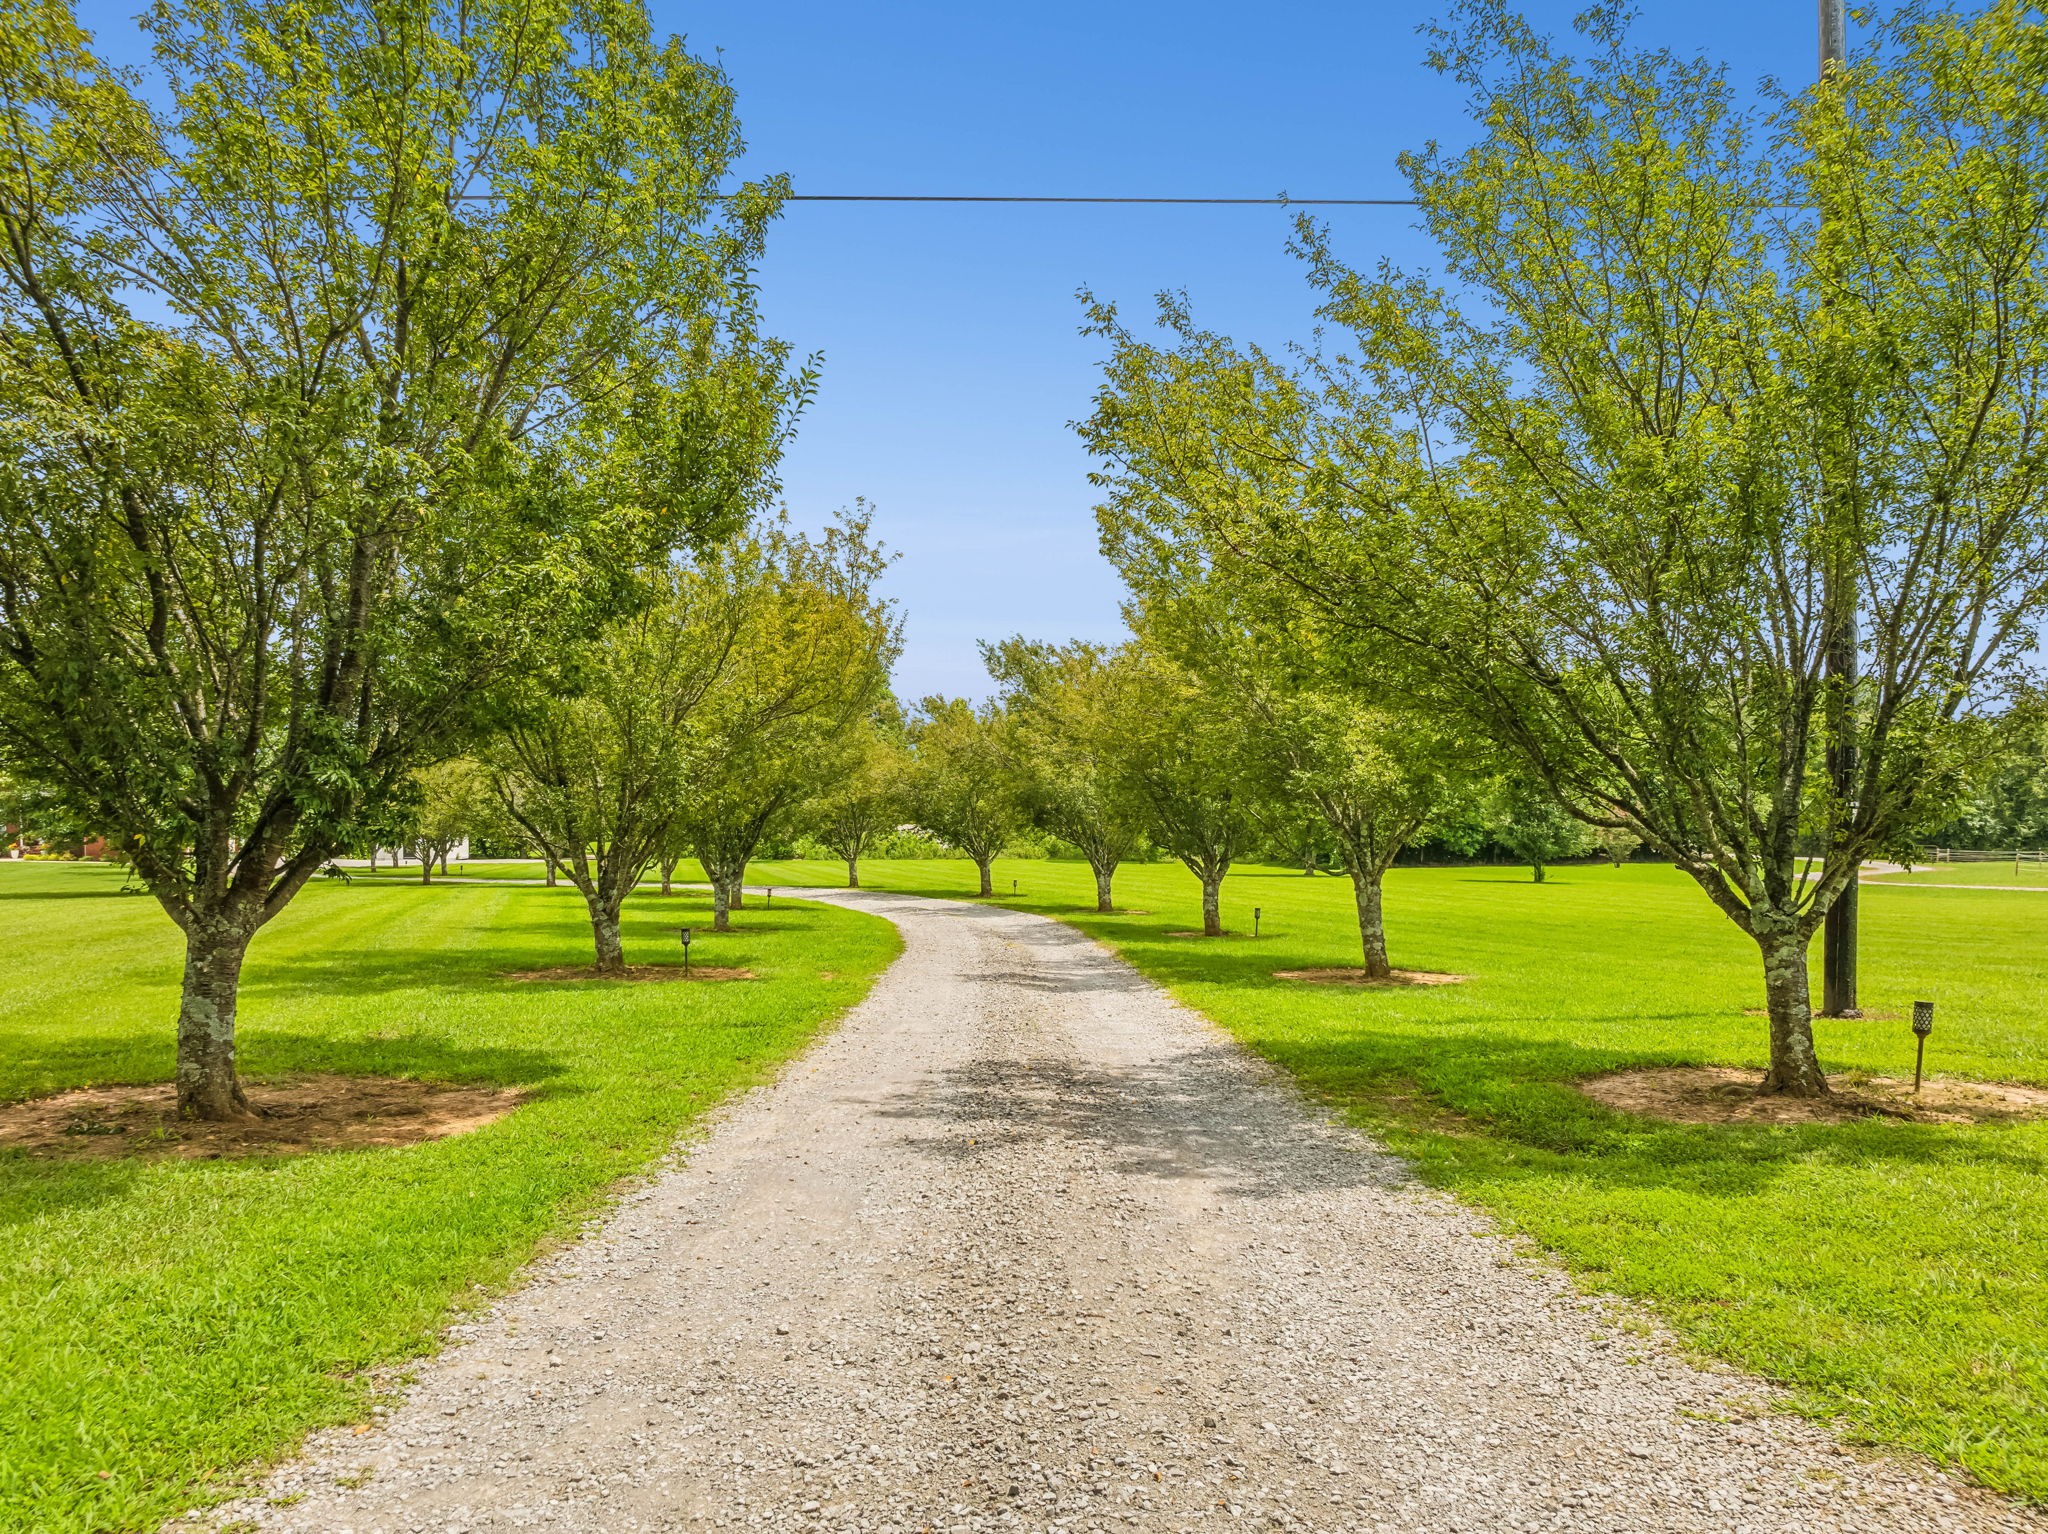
[{"left": 1819, "top": 0, "right": 1862, "bottom": 1019}]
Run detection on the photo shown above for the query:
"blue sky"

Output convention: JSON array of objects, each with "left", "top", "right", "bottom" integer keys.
[
  {"left": 665, "top": 1, "right": 1822, "bottom": 698},
  {"left": 74, "top": 0, "right": 1825, "bottom": 699}
]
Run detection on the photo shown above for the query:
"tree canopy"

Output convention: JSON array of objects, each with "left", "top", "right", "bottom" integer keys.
[
  {"left": 905, "top": 697, "right": 1026, "bottom": 899},
  {"left": 982, "top": 637, "right": 1151, "bottom": 913},
  {"left": 0, "top": 0, "right": 805, "bottom": 1109},
  {"left": 1080, "top": 0, "right": 2048, "bottom": 1093}
]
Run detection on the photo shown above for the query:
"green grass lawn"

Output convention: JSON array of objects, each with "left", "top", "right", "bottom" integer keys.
[
  {"left": 757, "top": 854, "right": 2048, "bottom": 1504},
  {"left": 351, "top": 858, "right": 713, "bottom": 885},
  {"left": 350, "top": 857, "right": 553, "bottom": 881},
  {"left": 0, "top": 861, "right": 898, "bottom": 1534},
  {"left": 1868, "top": 862, "right": 2048, "bottom": 888}
]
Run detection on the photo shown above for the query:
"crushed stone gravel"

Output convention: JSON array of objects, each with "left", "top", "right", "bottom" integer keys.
[{"left": 197, "top": 889, "right": 2047, "bottom": 1534}]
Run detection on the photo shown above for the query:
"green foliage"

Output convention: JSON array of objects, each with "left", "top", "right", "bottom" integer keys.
[
  {"left": 903, "top": 696, "right": 1028, "bottom": 892},
  {"left": 868, "top": 826, "right": 959, "bottom": 860},
  {"left": 1110, "top": 643, "right": 1261, "bottom": 933},
  {"left": 0, "top": 0, "right": 800, "bottom": 908},
  {"left": 680, "top": 507, "right": 901, "bottom": 914},
  {"left": 801, "top": 700, "right": 912, "bottom": 880},
  {"left": 402, "top": 759, "right": 501, "bottom": 875},
  {"left": 1589, "top": 823, "right": 1643, "bottom": 867},
  {"left": 0, "top": 860, "right": 898, "bottom": 1532},
  {"left": 982, "top": 637, "right": 1150, "bottom": 903},
  {"left": 488, "top": 554, "right": 757, "bottom": 967},
  {"left": 1481, "top": 775, "right": 1596, "bottom": 882},
  {"left": 0, "top": 0, "right": 806, "bottom": 1108},
  {"left": 0, "top": 770, "right": 86, "bottom": 854},
  {"left": 1929, "top": 720, "right": 2048, "bottom": 850},
  {"left": 1079, "top": 0, "right": 2048, "bottom": 1090}
]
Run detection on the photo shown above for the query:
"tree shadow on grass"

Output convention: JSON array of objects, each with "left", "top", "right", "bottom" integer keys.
[
  {"left": 0, "top": 887, "right": 153, "bottom": 901},
  {"left": 238, "top": 1035, "right": 572, "bottom": 1092},
  {"left": 240, "top": 945, "right": 544, "bottom": 995},
  {"left": 0, "top": 1152, "right": 142, "bottom": 1230},
  {"left": 1251, "top": 1030, "right": 2048, "bottom": 1199},
  {"left": 630, "top": 919, "right": 811, "bottom": 937},
  {"left": 249, "top": 905, "right": 835, "bottom": 994},
  {"left": 5, "top": 1030, "right": 571, "bottom": 1100},
  {"left": 0, "top": 1036, "right": 569, "bottom": 1227}
]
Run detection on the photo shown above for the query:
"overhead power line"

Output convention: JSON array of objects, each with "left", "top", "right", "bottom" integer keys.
[{"left": 782, "top": 195, "right": 1419, "bottom": 206}]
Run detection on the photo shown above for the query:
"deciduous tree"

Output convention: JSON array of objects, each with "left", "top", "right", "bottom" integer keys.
[
  {"left": 1093, "top": 398, "right": 1466, "bottom": 973},
  {"left": 404, "top": 759, "right": 498, "bottom": 882},
  {"left": 489, "top": 557, "right": 756, "bottom": 974},
  {"left": 0, "top": 0, "right": 797, "bottom": 1114},
  {"left": 1082, "top": 1, "right": 2048, "bottom": 1095},
  {"left": 1114, "top": 639, "right": 1261, "bottom": 938},
  {"left": 982, "top": 638, "right": 1150, "bottom": 913},
  {"left": 682, "top": 512, "right": 900, "bottom": 929},
  {"left": 905, "top": 698, "right": 1026, "bottom": 898},
  {"left": 1482, "top": 776, "right": 1594, "bottom": 884},
  {"left": 806, "top": 705, "right": 910, "bottom": 889}
]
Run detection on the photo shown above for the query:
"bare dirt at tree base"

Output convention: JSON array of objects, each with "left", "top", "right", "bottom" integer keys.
[
  {"left": 1580, "top": 1066, "right": 2048, "bottom": 1126},
  {"left": 506, "top": 966, "right": 756, "bottom": 984},
  {"left": 1273, "top": 967, "right": 1469, "bottom": 987},
  {"left": 0, "top": 1075, "right": 524, "bottom": 1161},
  {"left": 202, "top": 891, "right": 2048, "bottom": 1534}
]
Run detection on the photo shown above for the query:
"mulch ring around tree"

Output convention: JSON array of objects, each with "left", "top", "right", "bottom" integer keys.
[
  {"left": 1272, "top": 967, "right": 1470, "bottom": 987},
  {"left": 1579, "top": 1066, "right": 2048, "bottom": 1127},
  {"left": 504, "top": 964, "right": 756, "bottom": 983},
  {"left": 0, "top": 1075, "right": 527, "bottom": 1162}
]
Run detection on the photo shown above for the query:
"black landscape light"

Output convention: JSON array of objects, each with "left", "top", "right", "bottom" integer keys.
[
  {"left": 1254, "top": 906, "right": 1262, "bottom": 939},
  {"left": 679, "top": 926, "right": 694, "bottom": 978},
  {"left": 765, "top": 886, "right": 774, "bottom": 909},
  {"left": 1912, "top": 1000, "right": 1935, "bottom": 1091}
]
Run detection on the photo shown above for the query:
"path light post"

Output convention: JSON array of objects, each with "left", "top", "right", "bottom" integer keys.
[
  {"left": 765, "top": 887, "right": 773, "bottom": 909},
  {"left": 1254, "top": 907, "right": 1262, "bottom": 939},
  {"left": 679, "top": 926, "right": 693, "bottom": 978},
  {"left": 1913, "top": 1001, "right": 1935, "bottom": 1092}
]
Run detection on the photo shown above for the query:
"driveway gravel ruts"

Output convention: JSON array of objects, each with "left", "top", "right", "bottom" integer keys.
[{"left": 212, "top": 888, "right": 2044, "bottom": 1533}]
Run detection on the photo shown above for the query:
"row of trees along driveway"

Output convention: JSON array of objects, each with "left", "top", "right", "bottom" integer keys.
[
  {"left": 0, "top": 0, "right": 809, "bottom": 1117},
  {"left": 1078, "top": 0, "right": 2048, "bottom": 1096}
]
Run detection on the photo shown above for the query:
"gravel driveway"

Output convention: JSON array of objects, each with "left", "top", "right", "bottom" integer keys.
[{"left": 209, "top": 889, "right": 2043, "bottom": 1534}]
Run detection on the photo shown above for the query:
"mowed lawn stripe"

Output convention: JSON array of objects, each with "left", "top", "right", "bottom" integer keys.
[
  {"left": 0, "top": 861, "right": 899, "bottom": 1534},
  {"left": 756, "top": 856, "right": 2048, "bottom": 1505}
]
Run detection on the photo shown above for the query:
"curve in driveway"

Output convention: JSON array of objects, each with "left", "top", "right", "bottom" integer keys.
[{"left": 216, "top": 888, "right": 2035, "bottom": 1534}]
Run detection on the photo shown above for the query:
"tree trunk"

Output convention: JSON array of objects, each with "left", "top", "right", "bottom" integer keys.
[
  {"left": 439, "top": 849, "right": 450, "bottom": 875},
  {"left": 589, "top": 905, "right": 626, "bottom": 976},
  {"left": 731, "top": 881, "right": 745, "bottom": 909},
  {"left": 419, "top": 852, "right": 432, "bottom": 885},
  {"left": 976, "top": 857, "right": 994, "bottom": 897},
  {"left": 660, "top": 856, "right": 678, "bottom": 897},
  {"left": 177, "top": 918, "right": 258, "bottom": 1121},
  {"left": 1351, "top": 864, "right": 1391, "bottom": 978},
  {"left": 368, "top": 848, "right": 378, "bottom": 870},
  {"left": 544, "top": 853, "right": 558, "bottom": 887},
  {"left": 1757, "top": 921, "right": 1829, "bottom": 1096},
  {"left": 1093, "top": 862, "right": 1114, "bottom": 913},
  {"left": 1531, "top": 859, "right": 1546, "bottom": 884},
  {"left": 712, "top": 878, "right": 732, "bottom": 932},
  {"left": 847, "top": 858, "right": 859, "bottom": 889},
  {"left": 1201, "top": 877, "right": 1222, "bottom": 937}
]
